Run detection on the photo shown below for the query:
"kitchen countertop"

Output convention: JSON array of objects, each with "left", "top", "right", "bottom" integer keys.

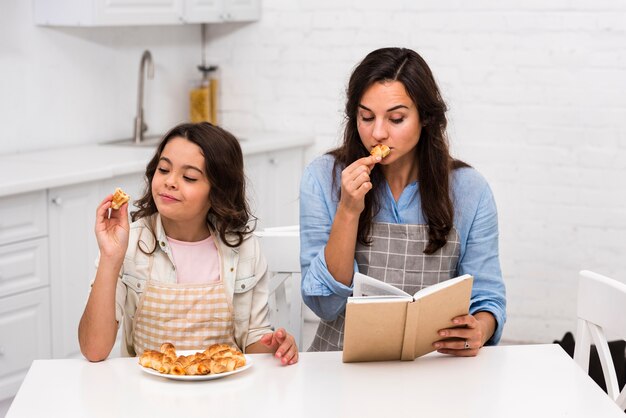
[{"left": 0, "top": 133, "right": 314, "bottom": 198}]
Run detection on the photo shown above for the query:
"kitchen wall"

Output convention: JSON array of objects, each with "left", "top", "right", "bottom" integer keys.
[
  {"left": 204, "top": 0, "right": 626, "bottom": 343},
  {"left": 2, "top": 0, "right": 625, "bottom": 344},
  {"left": 0, "top": 0, "right": 203, "bottom": 154}
]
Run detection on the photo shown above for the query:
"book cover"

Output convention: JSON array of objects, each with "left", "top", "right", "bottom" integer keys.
[{"left": 342, "top": 274, "right": 473, "bottom": 363}]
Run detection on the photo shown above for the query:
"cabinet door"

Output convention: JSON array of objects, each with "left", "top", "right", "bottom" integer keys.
[
  {"left": 182, "top": 0, "right": 223, "bottom": 23},
  {"left": 265, "top": 147, "right": 303, "bottom": 227},
  {"left": 245, "top": 147, "right": 304, "bottom": 230},
  {"left": 95, "top": 0, "right": 184, "bottom": 25},
  {"left": 0, "top": 191, "right": 47, "bottom": 246},
  {"left": 244, "top": 152, "right": 268, "bottom": 230},
  {"left": 48, "top": 183, "right": 101, "bottom": 359},
  {"left": 223, "top": 0, "right": 260, "bottom": 21},
  {"left": 34, "top": 0, "right": 183, "bottom": 26},
  {"left": 0, "top": 238, "right": 49, "bottom": 298},
  {"left": 0, "top": 288, "right": 51, "bottom": 401}
]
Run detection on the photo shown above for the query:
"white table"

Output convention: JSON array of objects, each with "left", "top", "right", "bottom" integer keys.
[{"left": 7, "top": 344, "right": 624, "bottom": 418}]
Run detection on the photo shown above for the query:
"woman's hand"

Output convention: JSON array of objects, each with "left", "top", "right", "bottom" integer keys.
[
  {"left": 258, "top": 328, "right": 299, "bottom": 365},
  {"left": 94, "top": 195, "right": 130, "bottom": 261},
  {"left": 338, "top": 155, "right": 380, "bottom": 215},
  {"left": 432, "top": 312, "right": 496, "bottom": 357}
]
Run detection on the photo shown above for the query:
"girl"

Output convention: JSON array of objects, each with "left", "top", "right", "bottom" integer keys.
[
  {"left": 300, "top": 47, "right": 506, "bottom": 355},
  {"left": 79, "top": 122, "right": 298, "bottom": 365}
]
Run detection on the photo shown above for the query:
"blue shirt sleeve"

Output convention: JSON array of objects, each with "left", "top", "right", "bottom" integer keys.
[
  {"left": 299, "top": 158, "right": 356, "bottom": 321},
  {"left": 456, "top": 181, "right": 507, "bottom": 345}
]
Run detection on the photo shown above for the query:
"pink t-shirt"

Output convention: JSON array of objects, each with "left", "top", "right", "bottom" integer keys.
[{"left": 166, "top": 235, "right": 221, "bottom": 284}]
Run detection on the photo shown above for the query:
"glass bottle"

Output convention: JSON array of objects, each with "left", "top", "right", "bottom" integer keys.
[{"left": 190, "top": 65, "right": 218, "bottom": 124}]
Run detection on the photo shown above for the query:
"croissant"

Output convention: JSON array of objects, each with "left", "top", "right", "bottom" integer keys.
[
  {"left": 159, "top": 342, "right": 177, "bottom": 361},
  {"left": 140, "top": 343, "right": 246, "bottom": 376},
  {"left": 111, "top": 187, "right": 130, "bottom": 210},
  {"left": 185, "top": 359, "right": 212, "bottom": 375},
  {"left": 370, "top": 144, "right": 391, "bottom": 159},
  {"left": 204, "top": 343, "right": 232, "bottom": 358},
  {"left": 139, "top": 350, "right": 164, "bottom": 369}
]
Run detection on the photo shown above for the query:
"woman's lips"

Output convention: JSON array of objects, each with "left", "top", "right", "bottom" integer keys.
[{"left": 159, "top": 193, "right": 179, "bottom": 203}]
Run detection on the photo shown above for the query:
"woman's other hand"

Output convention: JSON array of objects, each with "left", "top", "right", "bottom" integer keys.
[
  {"left": 432, "top": 312, "right": 496, "bottom": 357},
  {"left": 259, "top": 328, "right": 299, "bottom": 365},
  {"left": 338, "top": 155, "right": 380, "bottom": 215},
  {"left": 94, "top": 195, "right": 130, "bottom": 261}
]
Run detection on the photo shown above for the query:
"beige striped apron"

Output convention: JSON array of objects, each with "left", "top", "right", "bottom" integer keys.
[
  {"left": 309, "top": 222, "right": 460, "bottom": 352},
  {"left": 132, "top": 259, "right": 236, "bottom": 355}
]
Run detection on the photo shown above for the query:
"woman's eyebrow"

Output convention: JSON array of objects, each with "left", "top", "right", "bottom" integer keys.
[{"left": 358, "top": 104, "right": 409, "bottom": 112}]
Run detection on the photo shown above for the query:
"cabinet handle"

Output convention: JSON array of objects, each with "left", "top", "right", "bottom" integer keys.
[{"left": 51, "top": 197, "right": 63, "bottom": 206}]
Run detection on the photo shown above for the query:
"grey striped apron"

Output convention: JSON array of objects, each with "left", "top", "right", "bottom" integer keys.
[{"left": 308, "top": 222, "right": 461, "bottom": 352}]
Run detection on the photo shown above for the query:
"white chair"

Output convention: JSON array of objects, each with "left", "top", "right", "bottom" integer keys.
[
  {"left": 255, "top": 225, "right": 303, "bottom": 347},
  {"left": 573, "top": 270, "right": 626, "bottom": 409}
]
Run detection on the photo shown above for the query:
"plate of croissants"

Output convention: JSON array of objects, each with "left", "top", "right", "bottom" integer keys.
[{"left": 138, "top": 342, "right": 252, "bottom": 381}]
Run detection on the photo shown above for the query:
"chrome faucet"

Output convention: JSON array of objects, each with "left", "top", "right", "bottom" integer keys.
[{"left": 133, "top": 50, "right": 154, "bottom": 144}]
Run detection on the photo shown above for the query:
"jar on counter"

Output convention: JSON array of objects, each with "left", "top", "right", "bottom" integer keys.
[{"left": 190, "top": 65, "right": 218, "bottom": 125}]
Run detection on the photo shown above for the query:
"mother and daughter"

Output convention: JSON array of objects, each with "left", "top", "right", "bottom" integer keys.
[{"left": 78, "top": 47, "right": 505, "bottom": 364}]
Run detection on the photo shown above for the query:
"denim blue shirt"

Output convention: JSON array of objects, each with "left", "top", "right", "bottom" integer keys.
[{"left": 299, "top": 154, "right": 506, "bottom": 345}]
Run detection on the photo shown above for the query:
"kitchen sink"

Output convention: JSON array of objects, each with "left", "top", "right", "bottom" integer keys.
[
  {"left": 101, "top": 135, "right": 163, "bottom": 147},
  {"left": 101, "top": 134, "right": 247, "bottom": 147}
]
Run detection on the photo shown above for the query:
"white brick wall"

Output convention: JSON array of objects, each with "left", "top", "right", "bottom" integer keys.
[{"left": 206, "top": 1, "right": 626, "bottom": 343}]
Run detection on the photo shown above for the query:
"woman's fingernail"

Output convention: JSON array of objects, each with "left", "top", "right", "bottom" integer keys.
[
  {"left": 434, "top": 343, "right": 441, "bottom": 348},
  {"left": 453, "top": 319, "right": 460, "bottom": 324},
  {"left": 275, "top": 351, "right": 282, "bottom": 358},
  {"left": 439, "top": 331, "right": 447, "bottom": 336}
]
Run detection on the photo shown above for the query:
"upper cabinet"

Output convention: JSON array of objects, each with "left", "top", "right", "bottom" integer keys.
[
  {"left": 183, "top": 0, "right": 260, "bottom": 23},
  {"left": 33, "top": 0, "right": 260, "bottom": 26}
]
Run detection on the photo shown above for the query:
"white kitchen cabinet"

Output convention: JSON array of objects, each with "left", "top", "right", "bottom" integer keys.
[
  {"left": 48, "top": 173, "right": 145, "bottom": 360},
  {"left": 0, "top": 191, "right": 47, "bottom": 246},
  {"left": 183, "top": 0, "right": 260, "bottom": 23},
  {"left": 245, "top": 147, "right": 304, "bottom": 230},
  {"left": 0, "top": 288, "right": 51, "bottom": 401},
  {"left": 34, "top": 0, "right": 260, "bottom": 26},
  {"left": 0, "top": 191, "right": 51, "bottom": 402},
  {"left": 48, "top": 182, "right": 101, "bottom": 359}
]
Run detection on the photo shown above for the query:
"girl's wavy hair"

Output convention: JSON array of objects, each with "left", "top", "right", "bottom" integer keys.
[
  {"left": 131, "top": 122, "right": 254, "bottom": 249},
  {"left": 330, "top": 47, "right": 468, "bottom": 254}
]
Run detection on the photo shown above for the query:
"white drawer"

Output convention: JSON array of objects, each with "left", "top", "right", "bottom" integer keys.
[
  {"left": 0, "top": 288, "right": 51, "bottom": 401},
  {"left": 0, "top": 238, "right": 49, "bottom": 298},
  {"left": 0, "top": 191, "right": 47, "bottom": 245}
]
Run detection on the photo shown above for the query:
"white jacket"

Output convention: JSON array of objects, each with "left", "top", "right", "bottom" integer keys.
[{"left": 95, "top": 214, "right": 272, "bottom": 356}]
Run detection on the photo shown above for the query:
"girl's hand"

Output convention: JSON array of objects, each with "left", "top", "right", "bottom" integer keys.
[
  {"left": 338, "top": 155, "right": 381, "bottom": 215},
  {"left": 259, "top": 328, "right": 299, "bottom": 365},
  {"left": 94, "top": 195, "right": 130, "bottom": 261},
  {"left": 432, "top": 313, "right": 492, "bottom": 357}
]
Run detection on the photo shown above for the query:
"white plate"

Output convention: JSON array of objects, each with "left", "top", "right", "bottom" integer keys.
[{"left": 138, "top": 351, "right": 253, "bottom": 381}]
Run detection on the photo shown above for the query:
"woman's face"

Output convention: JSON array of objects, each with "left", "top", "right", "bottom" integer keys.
[
  {"left": 356, "top": 81, "right": 422, "bottom": 165},
  {"left": 151, "top": 137, "right": 211, "bottom": 225}
]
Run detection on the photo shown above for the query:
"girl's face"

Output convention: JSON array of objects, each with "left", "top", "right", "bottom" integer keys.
[
  {"left": 356, "top": 81, "right": 422, "bottom": 166},
  {"left": 151, "top": 137, "right": 211, "bottom": 226}
]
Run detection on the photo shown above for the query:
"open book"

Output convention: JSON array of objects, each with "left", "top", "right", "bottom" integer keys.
[{"left": 342, "top": 273, "right": 473, "bottom": 363}]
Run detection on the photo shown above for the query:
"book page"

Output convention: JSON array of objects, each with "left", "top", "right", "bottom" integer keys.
[
  {"left": 352, "top": 272, "right": 411, "bottom": 298},
  {"left": 411, "top": 274, "right": 473, "bottom": 300}
]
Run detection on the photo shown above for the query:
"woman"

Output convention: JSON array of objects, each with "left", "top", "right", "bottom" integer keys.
[{"left": 300, "top": 47, "right": 506, "bottom": 356}]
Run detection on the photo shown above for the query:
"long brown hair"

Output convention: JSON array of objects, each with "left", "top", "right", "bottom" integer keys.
[
  {"left": 132, "top": 122, "right": 253, "bottom": 248},
  {"left": 331, "top": 47, "right": 468, "bottom": 254}
]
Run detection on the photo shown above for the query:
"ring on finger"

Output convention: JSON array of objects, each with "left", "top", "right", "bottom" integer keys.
[{"left": 464, "top": 340, "right": 470, "bottom": 350}]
